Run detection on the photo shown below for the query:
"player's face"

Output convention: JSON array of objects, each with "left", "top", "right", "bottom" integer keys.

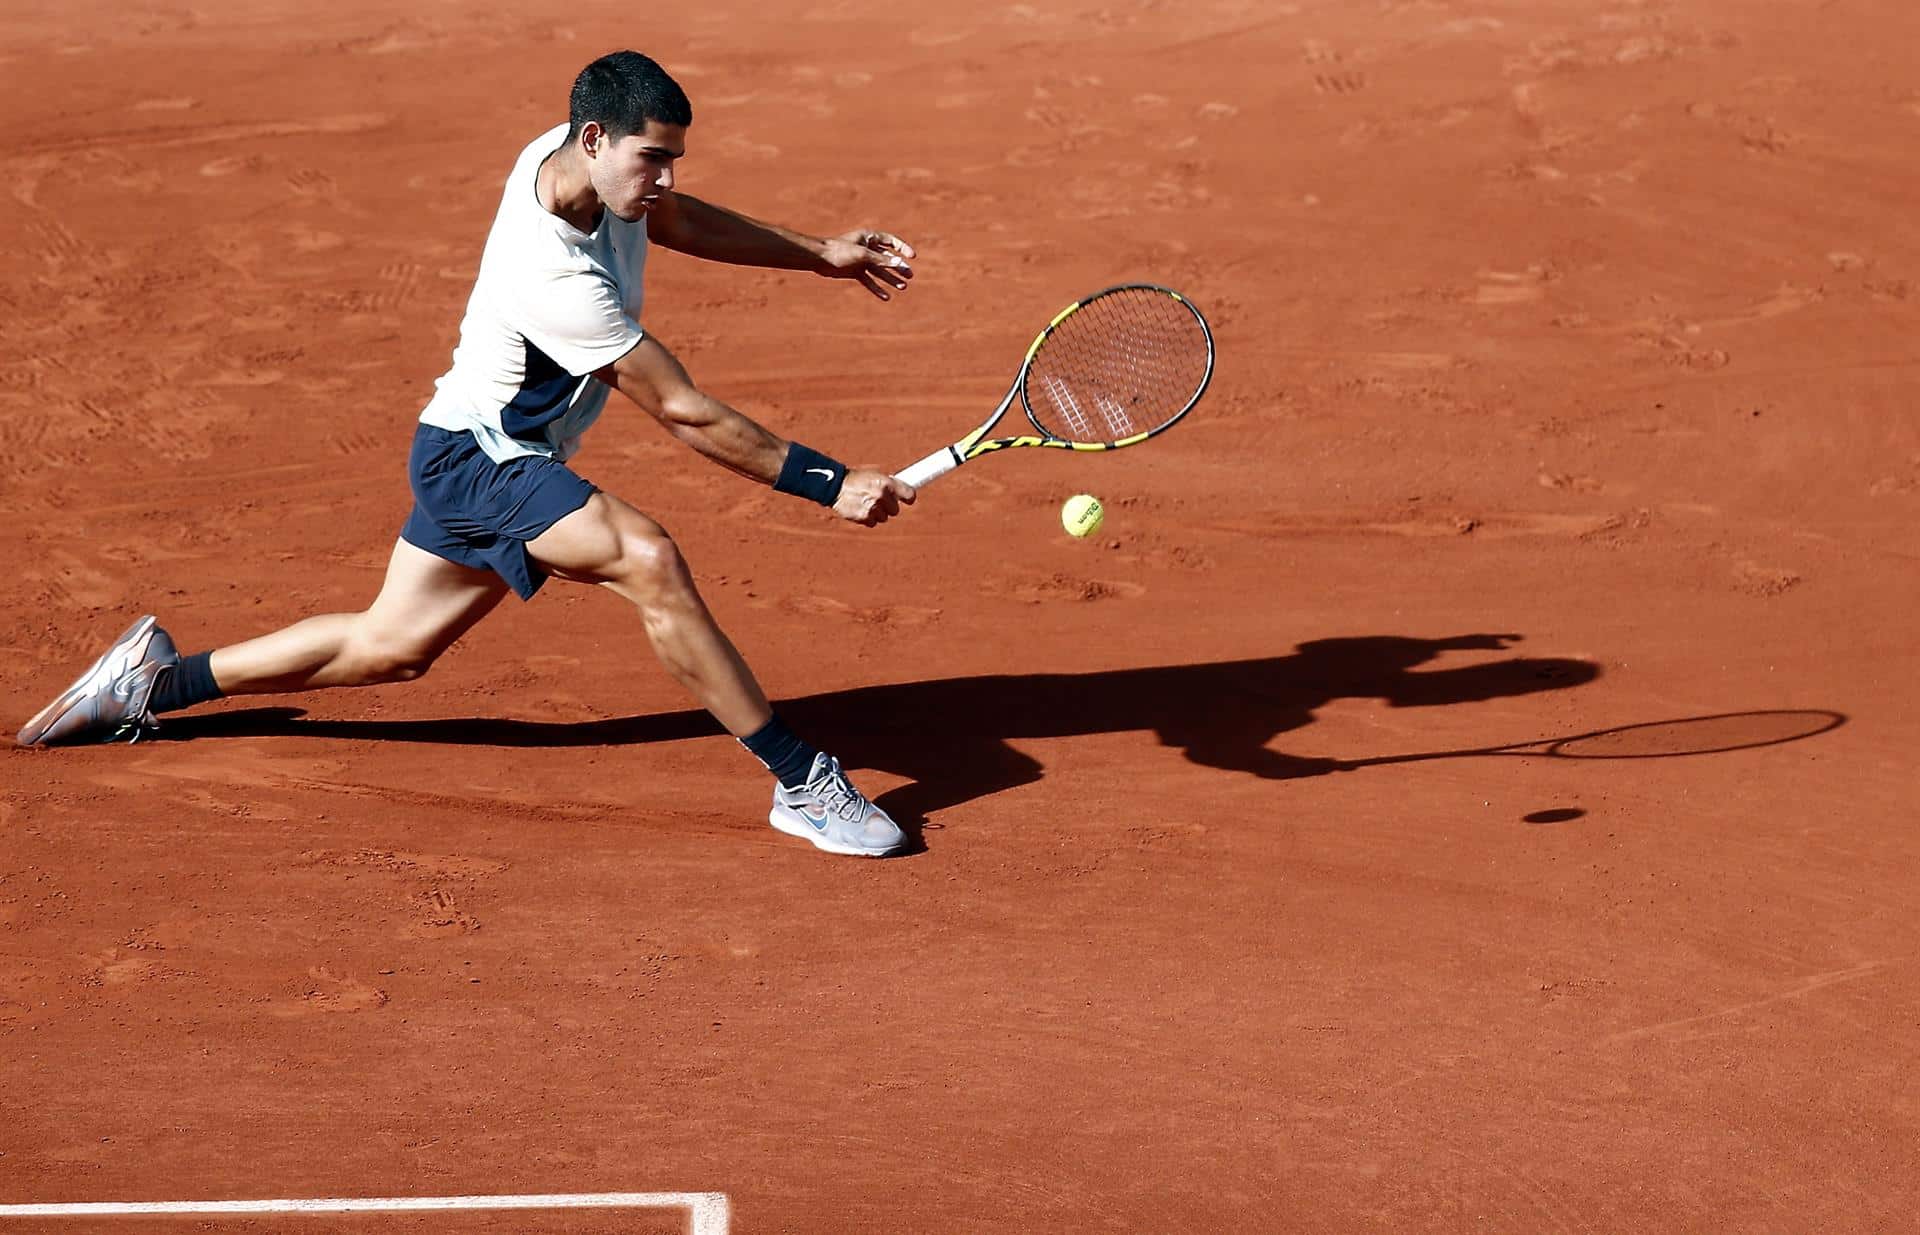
[{"left": 587, "top": 120, "right": 685, "bottom": 222}]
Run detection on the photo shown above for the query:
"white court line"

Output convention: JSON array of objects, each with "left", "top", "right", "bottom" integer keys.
[{"left": 0, "top": 1192, "right": 729, "bottom": 1232}]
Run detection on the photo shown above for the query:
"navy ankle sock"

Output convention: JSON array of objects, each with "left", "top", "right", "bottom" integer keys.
[
  {"left": 739, "top": 714, "right": 819, "bottom": 789},
  {"left": 150, "top": 650, "right": 223, "bottom": 715}
]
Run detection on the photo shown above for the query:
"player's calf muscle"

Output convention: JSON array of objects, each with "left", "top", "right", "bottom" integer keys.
[{"left": 210, "top": 613, "right": 436, "bottom": 693}]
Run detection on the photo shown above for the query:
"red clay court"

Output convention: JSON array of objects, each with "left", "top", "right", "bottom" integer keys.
[{"left": 3, "top": 0, "right": 1917, "bottom": 1230}]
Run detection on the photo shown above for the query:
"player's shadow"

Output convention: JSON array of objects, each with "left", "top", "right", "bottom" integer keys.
[{"left": 162, "top": 633, "right": 1598, "bottom": 827}]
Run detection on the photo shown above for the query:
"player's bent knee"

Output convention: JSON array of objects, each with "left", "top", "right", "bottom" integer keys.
[
  {"left": 344, "top": 634, "right": 439, "bottom": 685},
  {"left": 372, "top": 655, "right": 435, "bottom": 684},
  {"left": 612, "top": 528, "right": 692, "bottom": 600}
]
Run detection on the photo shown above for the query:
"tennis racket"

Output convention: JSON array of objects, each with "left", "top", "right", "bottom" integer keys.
[{"left": 894, "top": 283, "right": 1215, "bottom": 489}]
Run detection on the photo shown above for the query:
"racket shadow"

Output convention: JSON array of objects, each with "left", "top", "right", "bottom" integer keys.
[
  {"left": 1339, "top": 709, "right": 1848, "bottom": 770},
  {"left": 159, "top": 633, "right": 1606, "bottom": 824}
]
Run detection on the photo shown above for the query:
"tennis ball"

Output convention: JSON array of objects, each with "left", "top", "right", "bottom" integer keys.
[{"left": 1061, "top": 493, "right": 1105, "bottom": 538}]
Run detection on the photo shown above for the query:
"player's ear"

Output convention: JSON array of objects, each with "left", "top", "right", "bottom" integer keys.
[{"left": 580, "top": 121, "right": 603, "bottom": 158}]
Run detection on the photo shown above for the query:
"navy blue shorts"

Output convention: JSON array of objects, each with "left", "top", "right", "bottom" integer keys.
[{"left": 399, "top": 425, "right": 596, "bottom": 600}]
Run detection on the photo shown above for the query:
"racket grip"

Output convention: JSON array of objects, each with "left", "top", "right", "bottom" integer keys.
[{"left": 895, "top": 447, "right": 961, "bottom": 489}]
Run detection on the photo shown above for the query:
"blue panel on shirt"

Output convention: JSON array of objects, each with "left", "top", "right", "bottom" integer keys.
[{"left": 499, "top": 339, "right": 580, "bottom": 443}]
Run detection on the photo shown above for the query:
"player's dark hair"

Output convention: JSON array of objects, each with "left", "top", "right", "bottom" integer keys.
[{"left": 567, "top": 51, "right": 692, "bottom": 143}]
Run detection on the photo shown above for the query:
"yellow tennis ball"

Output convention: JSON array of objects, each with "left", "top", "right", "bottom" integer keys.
[{"left": 1061, "top": 493, "right": 1105, "bottom": 538}]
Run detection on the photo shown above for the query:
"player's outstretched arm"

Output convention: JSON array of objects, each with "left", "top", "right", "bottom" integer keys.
[
  {"left": 596, "top": 335, "right": 913, "bottom": 525},
  {"left": 646, "top": 192, "right": 915, "bottom": 300}
]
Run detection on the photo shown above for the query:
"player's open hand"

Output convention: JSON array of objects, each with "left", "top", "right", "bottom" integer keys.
[
  {"left": 819, "top": 230, "right": 915, "bottom": 301},
  {"left": 833, "top": 469, "right": 916, "bottom": 526}
]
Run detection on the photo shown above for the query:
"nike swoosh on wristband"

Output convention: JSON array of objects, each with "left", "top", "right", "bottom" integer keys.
[{"left": 805, "top": 467, "right": 834, "bottom": 479}]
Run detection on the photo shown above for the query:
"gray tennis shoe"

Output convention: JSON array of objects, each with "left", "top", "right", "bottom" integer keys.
[
  {"left": 17, "top": 615, "right": 178, "bottom": 746},
  {"left": 769, "top": 752, "right": 906, "bottom": 857}
]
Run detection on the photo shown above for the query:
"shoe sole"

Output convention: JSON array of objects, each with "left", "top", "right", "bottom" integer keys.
[
  {"left": 767, "top": 807, "right": 902, "bottom": 858},
  {"left": 17, "top": 615, "right": 159, "bottom": 746}
]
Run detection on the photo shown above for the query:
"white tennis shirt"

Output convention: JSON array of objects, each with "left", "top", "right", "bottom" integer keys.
[{"left": 418, "top": 123, "right": 648, "bottom": 463}]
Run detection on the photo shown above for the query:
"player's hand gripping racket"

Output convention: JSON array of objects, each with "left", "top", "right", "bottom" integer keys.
[{"left": 895, "top": 283, "right": 1215, "bottom": 488}]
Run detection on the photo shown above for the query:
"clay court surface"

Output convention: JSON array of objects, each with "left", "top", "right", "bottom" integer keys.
[{"left": 3, "top": 0, "right": 1918, "bottom": 1229}]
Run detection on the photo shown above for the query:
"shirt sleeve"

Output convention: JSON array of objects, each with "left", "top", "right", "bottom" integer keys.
[{"left": 512, "top": 267, "right": 643, "bottom": 378}]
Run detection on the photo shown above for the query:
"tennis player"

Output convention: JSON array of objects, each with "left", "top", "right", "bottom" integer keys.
[{"left": 17, "top": 51, "right": 918, "bottom": 858}]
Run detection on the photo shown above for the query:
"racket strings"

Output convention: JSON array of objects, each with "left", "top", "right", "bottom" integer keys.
[{"left": 1023, "top": 288, "right": 1211, "bottom": 445}]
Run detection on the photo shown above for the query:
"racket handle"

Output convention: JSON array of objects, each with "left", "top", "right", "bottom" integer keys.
[{"left": 895, "top": 447, "right": 961, "bottom": 489}]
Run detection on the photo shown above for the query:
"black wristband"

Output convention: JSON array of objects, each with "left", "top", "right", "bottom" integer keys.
[{"left": 773, "top": 442, "right": 848, "bottom": 506}]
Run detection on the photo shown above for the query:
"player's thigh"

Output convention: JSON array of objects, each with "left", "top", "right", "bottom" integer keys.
[
  {"left": 361, "top": 538, "right": 511, "bottom": 658},
  {"left": 526, "top": 492, "right": 685, "bottom": 590}
]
